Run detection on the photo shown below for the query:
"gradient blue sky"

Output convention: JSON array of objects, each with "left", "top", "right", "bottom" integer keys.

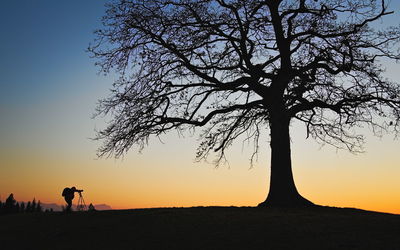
[
  {"left": 1, "top": 1, "right": 108, "bottom": 154},
  {"left": 1, "top": 1, "right": 400, "bottom": 212},
  {"left": 0, "top": 0, "right": 112, "bottom": 202}
]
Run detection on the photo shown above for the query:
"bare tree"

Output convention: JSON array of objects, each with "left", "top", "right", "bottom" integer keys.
[{"left": 89, "top": 0, "right": 400, "bottom": 207}]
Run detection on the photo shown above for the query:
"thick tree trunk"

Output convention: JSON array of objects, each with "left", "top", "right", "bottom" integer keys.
[{"left": 258, "top": 110, "right": 313, "bottom": 207}]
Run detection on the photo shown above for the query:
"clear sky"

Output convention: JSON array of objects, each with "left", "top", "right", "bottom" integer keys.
[{"left": 1, "top": 0, "right": 399, "bottom": 214}]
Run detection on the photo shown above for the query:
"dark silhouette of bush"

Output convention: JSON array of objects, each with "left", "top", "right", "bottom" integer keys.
[{"left": 88, "top": 203, "right": 96, "bottom": 212}]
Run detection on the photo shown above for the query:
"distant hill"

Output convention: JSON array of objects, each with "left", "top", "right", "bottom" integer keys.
[{"left": 40, "top": 202, "right": 61, "bottom": 211}]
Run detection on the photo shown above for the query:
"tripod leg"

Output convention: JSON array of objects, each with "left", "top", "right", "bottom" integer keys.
[
  {"left": 76, "top": 193, "right": 86, "bottom": 211},
  {"left": 77, "top": 196, "right": 82, "bottom": 211},
  {"left": 81, "top": 196, "right": 87, "bottom": 210}
]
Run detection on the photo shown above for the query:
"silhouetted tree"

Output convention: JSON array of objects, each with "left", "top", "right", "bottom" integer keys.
[
  {"left": 30, "top": 199, "right": 36, "bottom": 213},
  {"left": 36, "top": 201, "right": 42, "bottom": 213},
  {"left": 4, "top": 194, "right": 16, "bottom": 213},
  {"left": 26, "top": 201, "right": 31, "bottom": 213},
  {"left": 89, "top": 0, "right": 400, "bottom": 207},
  {"left": 15, "top": 202, "right": 20, "bottom": 213},
  {"left": 20, "top": 202, "right": 25, "bottom": 213}
]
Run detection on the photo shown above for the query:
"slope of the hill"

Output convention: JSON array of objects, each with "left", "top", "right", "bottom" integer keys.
[{"left": 1, "top": 206, "right": 399, "bottom": 249}]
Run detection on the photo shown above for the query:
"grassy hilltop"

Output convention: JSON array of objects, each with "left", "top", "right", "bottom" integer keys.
[{"left": 1, "top": 206, "right": 399, "bottom": 249}]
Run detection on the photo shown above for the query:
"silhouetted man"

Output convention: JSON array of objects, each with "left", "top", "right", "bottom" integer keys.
[{"left": 62, "top": 187, "right": 83, "bottom": 212}]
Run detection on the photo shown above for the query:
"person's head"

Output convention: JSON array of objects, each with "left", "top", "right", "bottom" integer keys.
[{"left": 71, "top": 187, "right": 76, "bottom": 191}]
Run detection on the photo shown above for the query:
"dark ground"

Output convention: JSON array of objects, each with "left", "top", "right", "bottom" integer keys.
[{"left": 1, "top": 206, "right": 399, "bottom": 250}]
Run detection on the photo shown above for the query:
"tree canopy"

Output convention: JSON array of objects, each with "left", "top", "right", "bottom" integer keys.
[{"left": 90, "top": 0, "right": 400, "bottom": 206}]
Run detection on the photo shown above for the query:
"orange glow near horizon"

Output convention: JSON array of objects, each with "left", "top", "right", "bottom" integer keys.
[{"left": 1, "top": 131, "right": 399, "bottom": 215}]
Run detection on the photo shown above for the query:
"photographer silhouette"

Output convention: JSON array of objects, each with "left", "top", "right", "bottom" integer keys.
[{"left": 61, "top": 186, "right": 83, "bottom": 212}]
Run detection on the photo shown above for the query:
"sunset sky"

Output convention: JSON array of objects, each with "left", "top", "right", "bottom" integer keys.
[{"left": 1, "top": 0, "right": 399, "bottom": 214}]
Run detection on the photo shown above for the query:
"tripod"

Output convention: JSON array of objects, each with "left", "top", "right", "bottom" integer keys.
[{"left": 76, "top": 192, "right": 87, "bottom": 211}]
